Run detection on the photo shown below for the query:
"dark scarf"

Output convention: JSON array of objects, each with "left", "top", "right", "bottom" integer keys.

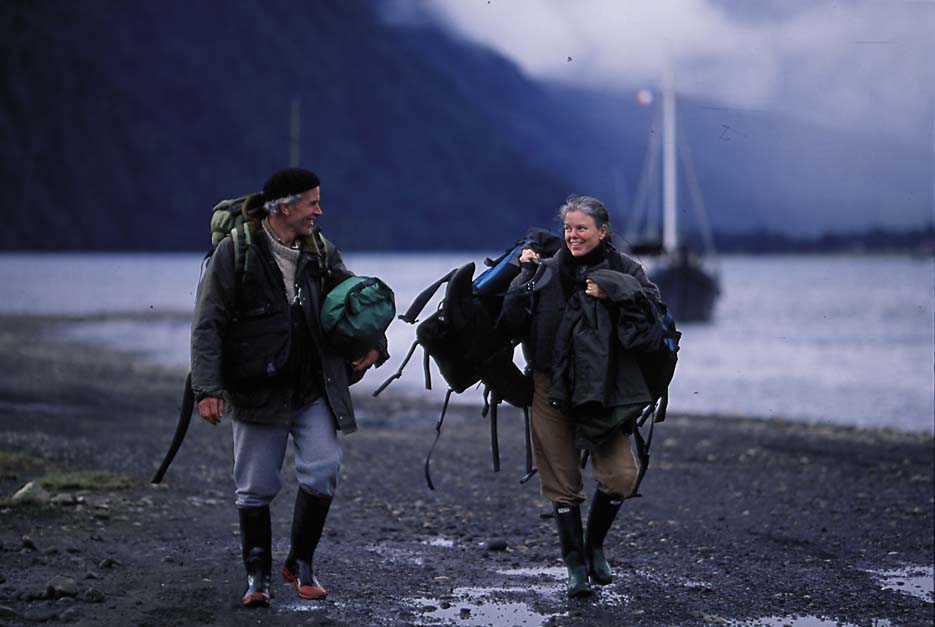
[{"left": 557, "top": 241, "right": 609, "bottom": 301}]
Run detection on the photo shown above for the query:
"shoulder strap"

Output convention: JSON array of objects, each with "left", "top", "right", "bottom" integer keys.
[
  {"left": 607, "top": 249, "right": 625, "bottom": 272},
  {"left": 372, "top": 340, "right": 419, "bottom": 397},
  {"left": 399, "top": 267, "right": 459, "bottom": 324},
  {"left": 229, "top": 223, "right": 257, "bottom": 310},
  {"left": 423, "top": 388, "right": 454, "bottom": 490}
]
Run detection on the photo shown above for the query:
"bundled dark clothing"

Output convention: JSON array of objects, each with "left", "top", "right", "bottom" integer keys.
[{"left": 550, "top": 268, "right": 655, "bottom": 410}]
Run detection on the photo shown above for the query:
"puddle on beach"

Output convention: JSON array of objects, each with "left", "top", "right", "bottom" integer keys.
[
  {"left": 411, "top": 586, "right": 560, "bottom": 627},
  {"left": 736, "top": 617, "right": 893, "bottom": 627},
  {"left": 410, "top": 565, "right": 635, "bottom": 625},
  {"left": 367, "top": 542, "right": 425, "bottom": 566},
  {"left": 277, "top": 601, "right": 326, "bottom": 613},
  {"left": 422, "top": 536, "right": 455, "bottom": 548},
  {"left": 867, "top": 564, "right": 934, "bottom": 604}
]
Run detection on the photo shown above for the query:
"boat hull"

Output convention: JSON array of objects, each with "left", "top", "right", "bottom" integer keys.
[{"left": 649, "top": 256, "right": 720, "bottom": 322}]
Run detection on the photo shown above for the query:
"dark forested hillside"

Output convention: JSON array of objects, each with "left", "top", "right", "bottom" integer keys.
[
  {"left": 2, "top": 1, "right": 578, "bottom": 250},
  {"left": 1, "top": 1, "right": 931, "bottom": 250}
]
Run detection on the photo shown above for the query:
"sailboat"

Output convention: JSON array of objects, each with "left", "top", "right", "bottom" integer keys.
[{"left": 623, "top": 71, "right": 721, "bottom": 322}]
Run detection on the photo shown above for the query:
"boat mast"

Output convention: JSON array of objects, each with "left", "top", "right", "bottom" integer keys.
[
  {"left": 289, "top": 97, "right": 301, "bottom": 167},
  {"left": 662, "top": 64, "right": 678, "bottom": 252}
]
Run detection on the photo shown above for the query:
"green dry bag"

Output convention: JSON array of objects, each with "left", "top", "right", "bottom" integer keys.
[{"left": 321, "top": 276, "right": 396, "bottom": 359}]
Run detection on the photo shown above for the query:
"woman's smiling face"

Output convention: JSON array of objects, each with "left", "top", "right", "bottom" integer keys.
[{"left": 563, "top": 210, "right": 606, "bottom": 256}]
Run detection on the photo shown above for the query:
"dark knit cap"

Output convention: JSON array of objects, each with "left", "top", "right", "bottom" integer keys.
[{"left": 262, "top": 168, "right": 320, "bottom": 200}]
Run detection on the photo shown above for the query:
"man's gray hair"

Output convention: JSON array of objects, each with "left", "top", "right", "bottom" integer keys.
[
  {"left": 263, "top": 192, "right": 303, "bottom": 215},
  {"left": 558, "top": 195, "right": 612, "bottom": 233}
]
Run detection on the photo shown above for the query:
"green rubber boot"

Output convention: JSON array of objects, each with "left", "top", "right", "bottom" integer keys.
[
  {"left": 585, "top": 490, "right": 623, "bottom": 585},
  {"left": 553, "top": 503, "right": 592, "bottom": 598}
]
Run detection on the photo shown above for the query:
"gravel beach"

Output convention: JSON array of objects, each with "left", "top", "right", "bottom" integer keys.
[{"left": 0, "top": 315, "right": 932, "bottom": 627}]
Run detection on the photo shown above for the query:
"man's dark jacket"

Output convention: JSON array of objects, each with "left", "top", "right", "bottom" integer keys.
[{"left": 190, "top": 225, "right": 386, "bottom": 433}]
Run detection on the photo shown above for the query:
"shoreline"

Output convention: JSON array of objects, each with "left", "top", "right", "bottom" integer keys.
[
  {"left": 6, "top": 311, "right": 934, "bottom": 437},
  {"left": 0, "top": 315, "right": 932, "bottom": 626}
]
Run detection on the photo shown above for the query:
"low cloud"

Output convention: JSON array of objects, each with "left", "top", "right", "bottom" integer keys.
[{"left": 393, "top": 0, "right": 935, "bottom": 143}]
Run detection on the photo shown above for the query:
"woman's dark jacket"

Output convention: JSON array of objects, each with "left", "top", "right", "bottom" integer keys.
[{"left": 190, "top": 226, "right": 387, "bottom": 433}]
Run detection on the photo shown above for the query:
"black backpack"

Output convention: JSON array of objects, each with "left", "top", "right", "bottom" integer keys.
[
  {"left": 615, "top": 281, "right": 681, "bottom": 496},
  {"left": 374, "top": 228, "right": 561, "bottom": 488}
]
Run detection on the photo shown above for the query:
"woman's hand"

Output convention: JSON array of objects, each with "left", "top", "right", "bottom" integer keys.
[
  {"left": 519, "top": 248, "right": 541, "bottom": 264},
  {"left": 585, "top": 279, "right": 607, "bottom": 300},
  {"left": 352, "top": 348, "right": 380, "bottom": 372}
]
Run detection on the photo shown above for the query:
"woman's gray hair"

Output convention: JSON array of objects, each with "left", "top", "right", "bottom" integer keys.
[
  {"left": 558, "top": 194, "right": 613, "bottom": 239},
  {"left": 263, "top": 192, "right": 304, "bottom": 215}
]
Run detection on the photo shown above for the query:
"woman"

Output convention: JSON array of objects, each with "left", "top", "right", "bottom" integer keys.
[{"left": 499, "top": 195, "right": 661, "bottom": 597}]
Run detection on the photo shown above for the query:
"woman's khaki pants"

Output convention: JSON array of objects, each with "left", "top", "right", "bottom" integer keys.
[{"left": 530, "top": 371, "right": 640, "bottom": 505}]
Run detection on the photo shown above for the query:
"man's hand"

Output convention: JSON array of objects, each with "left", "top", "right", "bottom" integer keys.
[
  {"left": 198, "top": 396, "right": 224, "bottom": 425},
  {"left": 352, "top": 348, "right": 380, "bottom": 373},
  {"left": 585, "top": 279, "right": 607, "bottom": 300}
]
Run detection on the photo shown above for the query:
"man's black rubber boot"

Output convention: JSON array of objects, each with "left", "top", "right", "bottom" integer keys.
[
  {"left": 238, "top": 506, "right": 272, "bottom": 608},
  {"left": 282, "top": 488, "right": 332, "bottom": 600},
  {"left": 585, "top": 490, "right": 623, "bottom": 585},
  {"left": 553, "top": 502, "right": 592, "bottom": 598}
]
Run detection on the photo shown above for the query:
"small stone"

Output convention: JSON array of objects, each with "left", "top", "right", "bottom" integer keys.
[
  {"left": 44, "top": 547, "right": 61, "bottom": 556},
  {"left": 439, "top": 601, "right": 451, "bottom": 609},
  {"left": 0, "top": 605, "right": 17, "bottom": 618},
  {"left": 21, "top": 535, "right": 37, "bottom": 550},
  {"left": 83, "top": 587, "right": 105, "bottom": 603},
  {"left": 98, "top": 558, "right": 119, "bottom": 569},
  {"left": 84, "top": 571, "right": 100, "bottom": 580},
  {"left": 11, "top": 481, "right": 51, "bottom": 505},
  {"left": 47, "top": 575, "right": 79, "bottom": 598},
  {"left": 25, "top": 607, "right": 60, "bottom": 622},
  {"left": 486, "top": 539, "right": 508, "bottom": 551},
  {"left": 52, "top": 493, "right": 79, "bottom": 506},
  {"left": 59, "top": 606, "right": 80, "bottom": 622}
]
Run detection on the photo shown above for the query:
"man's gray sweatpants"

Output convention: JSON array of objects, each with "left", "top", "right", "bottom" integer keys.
[{"left": 232, "top": 398, "right": 342, "bottom": 508}]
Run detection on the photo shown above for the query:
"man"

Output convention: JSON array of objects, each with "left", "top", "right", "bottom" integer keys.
[{"left": 191, "top": 168, "right": 386, "bottom": 607}]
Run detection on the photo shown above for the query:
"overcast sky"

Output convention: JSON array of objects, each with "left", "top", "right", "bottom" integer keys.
[{"left": 387, "top": 0, "right": 935, "bottom": 147}]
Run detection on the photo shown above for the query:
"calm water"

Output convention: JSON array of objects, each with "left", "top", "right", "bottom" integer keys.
[{"left": 0, "top": 252, "right": 932, "bottom": 433}]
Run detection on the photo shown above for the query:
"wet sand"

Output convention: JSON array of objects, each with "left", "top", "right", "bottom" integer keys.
[{"left": 0, "top": 315, "right": 932, "bottom": 627}]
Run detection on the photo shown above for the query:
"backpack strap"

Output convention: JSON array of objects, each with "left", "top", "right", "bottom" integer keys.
[
  {"left": 230, "top": 223, "right": 252, "bottom": 285},
  {"left": 229, "top": 223, "right": 257, "bottom": 310},
  {"left": 423, "top": 388, "right": 454, "bottom": 490},
  {"left": 520, "top": 405, "right": 537, "bottom": 484},
  {"left": 489, "top": 390, "right": 500, "bottom": 472},
  {"left": 400, "top": 267, "right": 458, "bottom": 324},
  {"left": 481, "top": 385, "right": 501, "bottom": 472},
  {"left": 372, "top": 340, "right": 419, "bottom": 397}
]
